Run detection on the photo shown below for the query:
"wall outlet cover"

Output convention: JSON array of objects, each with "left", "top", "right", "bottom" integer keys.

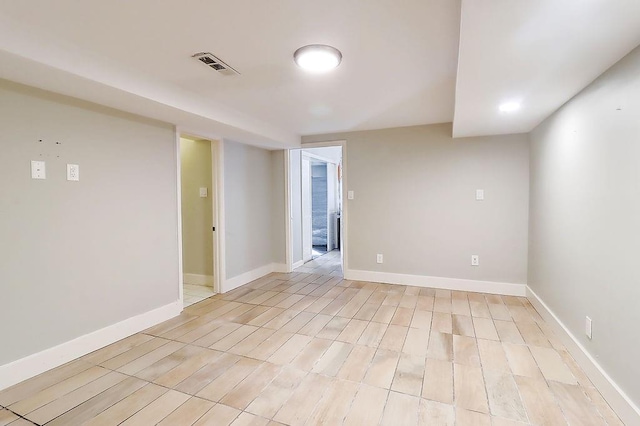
[
  {"left": 471, "top": 255, "right": 480, "bottom": 266},
  {"left": 67, "top": 164, "right": 80, "bottom": 181},
  {"left": 376, "top": 254, "right": 383, "bottom": 264},
  {"left": 31, "top": 160, "right": 46, "bottom": 179}
]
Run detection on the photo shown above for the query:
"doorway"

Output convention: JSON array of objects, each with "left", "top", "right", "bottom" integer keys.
[
  {"left": 288, "top": 143, "right": 346, "bottom": 275},
  {"left": 179, "top": 135, "right": 221, "bottom": 307}
]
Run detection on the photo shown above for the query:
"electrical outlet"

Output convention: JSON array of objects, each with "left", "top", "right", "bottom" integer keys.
[
  {"left": 348, "top": 190, "right": 354, "bottom": 200},
  {"left": 376, "top": 254, "right": 383, "bottom": 264},
  {"left": 476, "top": 189, "right": 485, "bottom": 200},
  {"left": 471, "top": 255, "right": 479, "bottom": 266},
  {"left": 67, "top": 164, "right": 79, "bottom": 181},
  {"left": 585, "top": 316, "right": 592, "bottom": 339},
  {"left": 199, "top": 187, "right": 208, "bottom": 197},
  {"left": 31, "top": 160, "right": 46, "bottom": 179}
]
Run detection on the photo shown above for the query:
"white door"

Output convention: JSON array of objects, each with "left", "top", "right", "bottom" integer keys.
[{"left": 301, "top": 156, "right": 312, "bottom": 262}]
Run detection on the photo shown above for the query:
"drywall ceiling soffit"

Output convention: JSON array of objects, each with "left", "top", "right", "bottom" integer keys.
[
  {"left": 453, "top": 0, "right": 640, "bottom": 138},
  {"left": 0, "top": 1, "right": 461, "bottom": 145}
]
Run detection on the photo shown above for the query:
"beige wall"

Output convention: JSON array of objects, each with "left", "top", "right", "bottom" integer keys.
[
  {"left": 0, "top": 80, "right": 179, "bottom": 365},
  {"left": 180, "top": 138, "right": 213, "bottom": 278},
  {"left": 529, "top": 45, "right": 640, "bottom": 406},
  {"left": 223, "top": 141, "right": 285, "bottom": 280},
  {"left": 303, "top": 123, "right": 529, "bottom": 285}
]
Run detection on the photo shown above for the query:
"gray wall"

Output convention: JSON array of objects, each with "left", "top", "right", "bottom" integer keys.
[
  {"left": 180, "top": 138, "right": 213, "bottom": 277},
  {"left": 529, "top": 46, "right": 640, "bottom": 404},
  {"left": 303, "top": 123, "right": 529, "bottom": 285},
  {"left": 0, "top": 80, "right": 179, "bottom": 365},
  {"left": 223, "top": 141, "right": 285, "bottom": 280}
]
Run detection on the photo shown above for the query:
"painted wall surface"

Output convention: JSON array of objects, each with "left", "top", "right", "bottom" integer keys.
[
  {"left": 0, "top": 80, "right": 179, "bottom": 365},
  {"left": 223, "top": 140, "right": 285, "bottom": 279},
  {"left": 303, "top": 123, "right": 529, "bottom": 285},
  {"left": 528, "top": 45, "right": 640, "bottom": 404},
  {"left": 180, "top": 138, "right": 213, "bottom": 278}
]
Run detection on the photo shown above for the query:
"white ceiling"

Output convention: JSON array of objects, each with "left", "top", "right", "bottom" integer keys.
[
  {"left": 1, "top": 1, "right": 639, "bottom": 148},
  {"left": 454, "top": 0, "right": 640, "bottom": 138}
]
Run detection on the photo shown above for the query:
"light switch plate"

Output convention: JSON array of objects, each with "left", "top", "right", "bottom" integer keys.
[
  {"left": 348, "top": 190, "right": 354, "bottom": 200},
  {"left": 585, "top": 316, "right": 592, "bottom": 339},
  {"left": 31, "top": 160, "right": 46, "bottom": 179},
  {"left": 67, "top": 164, "right": 80, "bottom": 181},
  {"left": 476, "top": 189, "right": 484, "bottom": 200},
  {"left": 199, "top": 187, "right": 208, "bottom": 198}
]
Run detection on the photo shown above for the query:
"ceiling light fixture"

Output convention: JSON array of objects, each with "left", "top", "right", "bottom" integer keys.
[
  {"left": 499, "top": 102, "right": 521, "bottom": 113},
  {"left": 294, "top": 44, "right": 342, "bottom": 73}
]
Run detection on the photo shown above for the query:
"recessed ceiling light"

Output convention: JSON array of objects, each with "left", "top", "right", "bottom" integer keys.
[
  {"left": 499, "top": 102, "right": 521, "bottom": 113},
  {"left": 294, "top": 44, "right": 342, "bottom": 73}
]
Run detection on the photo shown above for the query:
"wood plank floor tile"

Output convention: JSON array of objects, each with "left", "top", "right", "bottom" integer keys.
[
  {"left": 9, "top": 366, "right": 110, "bottom": 416},
  {"left": 380, "top": 391, "right": 420, "bottom": 425},
  {"left": 422, "top": 358, "right": 453, "bottom": 404},
  {"left": 514, "top": 376, "right": 567, "bottom": 425},
  {"left": 0, "top": 360, "right": 93, "bottom": 407},
  {"left": 483, "top": 369, "right": 528, "bottom": 422},
  {"left": 418, "top": 399, "right": 454, "bottom": 426},
  {"left": 220, "top": 362, "right": 282, "bottom": 410},
  {"left": 272, "top": 373, "right": 332, "bottom": 425},
  {"left": 550, "top": 382, "right": 606, "bottom": 426},
  {"left": 529, "top": 346, "right": 577, "bottom": 385},
  {"left": 363, "top": 349, "right": 400, "bottom": 389},
  {"left": 83, "top": 383, "right": 167, "bottom": 426},
  {"left": 336, "top": 345, "right": 376, "bottom": 382},
  {"left": 245, "top": 367, "right": 307, "bottom": 419},
  {"left": 192, "top": 403, "right": 241, "bottom": 426},
  {"left": 196, "top": 357, "right": 262, "bottom": 402},
  {"left": 391, "top": 353, "right": 425, "bottom": 396},
  {"left": 454, "top": 364, "right": 489, "bottom": 413},
  {"left": 119, "top": 389, "right": 190, "bottom": 426},
  {"left": 343, "top": 384, "right": 387, "bottom": 426},
  {"left": 2, "top": 256, "right": 620, "bottom": 426},
  {"left": 452, "top": 335, "right": 480, "bottom": 367}
]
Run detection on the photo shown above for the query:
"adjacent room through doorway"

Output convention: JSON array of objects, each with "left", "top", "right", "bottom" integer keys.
[
  {"left": 289, "top": 145, "right": 343, "bottom": 274},
  {"left": 179, "top": 135, "right": 217, "bottom": 306}
]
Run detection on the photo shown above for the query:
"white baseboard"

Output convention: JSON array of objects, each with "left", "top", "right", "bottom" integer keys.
[
  {"left": 0, "top": 300, "right": 182, "bottom": 392},
  {"left": 344, "top": 269, "right": 526, "bottom": 296},
  {"left": 183, "top": 273, "right": 214, "bottom": 286},
  {"left": 292, "top": 260, "right": 305, "bottom": 270},
  {"left": 223, "top": 263, "right": 287, "bottom": 293},
  {"left": 527, "top": 286, "right": 639, "bottom": 425},
  {"left": 272, "top": 263, "right": 289, "bottom": 273}
]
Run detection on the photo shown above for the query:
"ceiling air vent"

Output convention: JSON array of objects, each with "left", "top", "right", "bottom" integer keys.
[{"left": 192, "top": 52, "right": 240, "bottom": 76}]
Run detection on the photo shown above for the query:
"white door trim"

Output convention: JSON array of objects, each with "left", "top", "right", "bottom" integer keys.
[
  {"left": 176, "top": 129, "right": 225, "bottom": 294},
  {"left": 174, "top": 132, "right": 184, "bottom": 308},
  {"left": 285, "top": 140, "right": 347, "bottom": 272}
]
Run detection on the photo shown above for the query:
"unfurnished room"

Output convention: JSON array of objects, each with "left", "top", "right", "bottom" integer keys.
[{"left": 0, "top": 1, "right": 639, "bottom": 425}]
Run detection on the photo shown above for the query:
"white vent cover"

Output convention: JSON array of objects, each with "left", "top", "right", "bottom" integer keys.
[{"left": 192, "top": 52, "right": 240, "bottom": 76}]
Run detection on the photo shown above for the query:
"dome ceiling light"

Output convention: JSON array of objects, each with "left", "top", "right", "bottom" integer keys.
[{"left": 294, "top": 44, "right": 342, "bottom": 73}]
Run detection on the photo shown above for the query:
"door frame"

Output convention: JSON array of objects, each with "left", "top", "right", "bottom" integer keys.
[
  {"left": 285, "top": 140, "right": 348, "bottom": 273},
  {"left": 176, "top": 130, "right": 225, "bottom": 306}
]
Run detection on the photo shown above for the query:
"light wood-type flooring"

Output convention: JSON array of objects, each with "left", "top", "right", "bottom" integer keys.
[{"left": 0, "top": 251, "right": 623, "bottom": 425}]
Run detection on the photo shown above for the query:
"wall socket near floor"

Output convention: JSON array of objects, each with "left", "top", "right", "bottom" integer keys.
[
  {"left": 471, "top": 255, "right": 480, "bottom": 266},
  {"left": 476, "top": 189, "right": 485, "bottom": 200},
  {"left": 585, "top": 316, "right": 593, "bottom": 339},
  {"left": 67, "top": 164, "right": 79, "bottom": 181},
  {"left": 376, "top": 254, "right": 383, "bottom": 264}
]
